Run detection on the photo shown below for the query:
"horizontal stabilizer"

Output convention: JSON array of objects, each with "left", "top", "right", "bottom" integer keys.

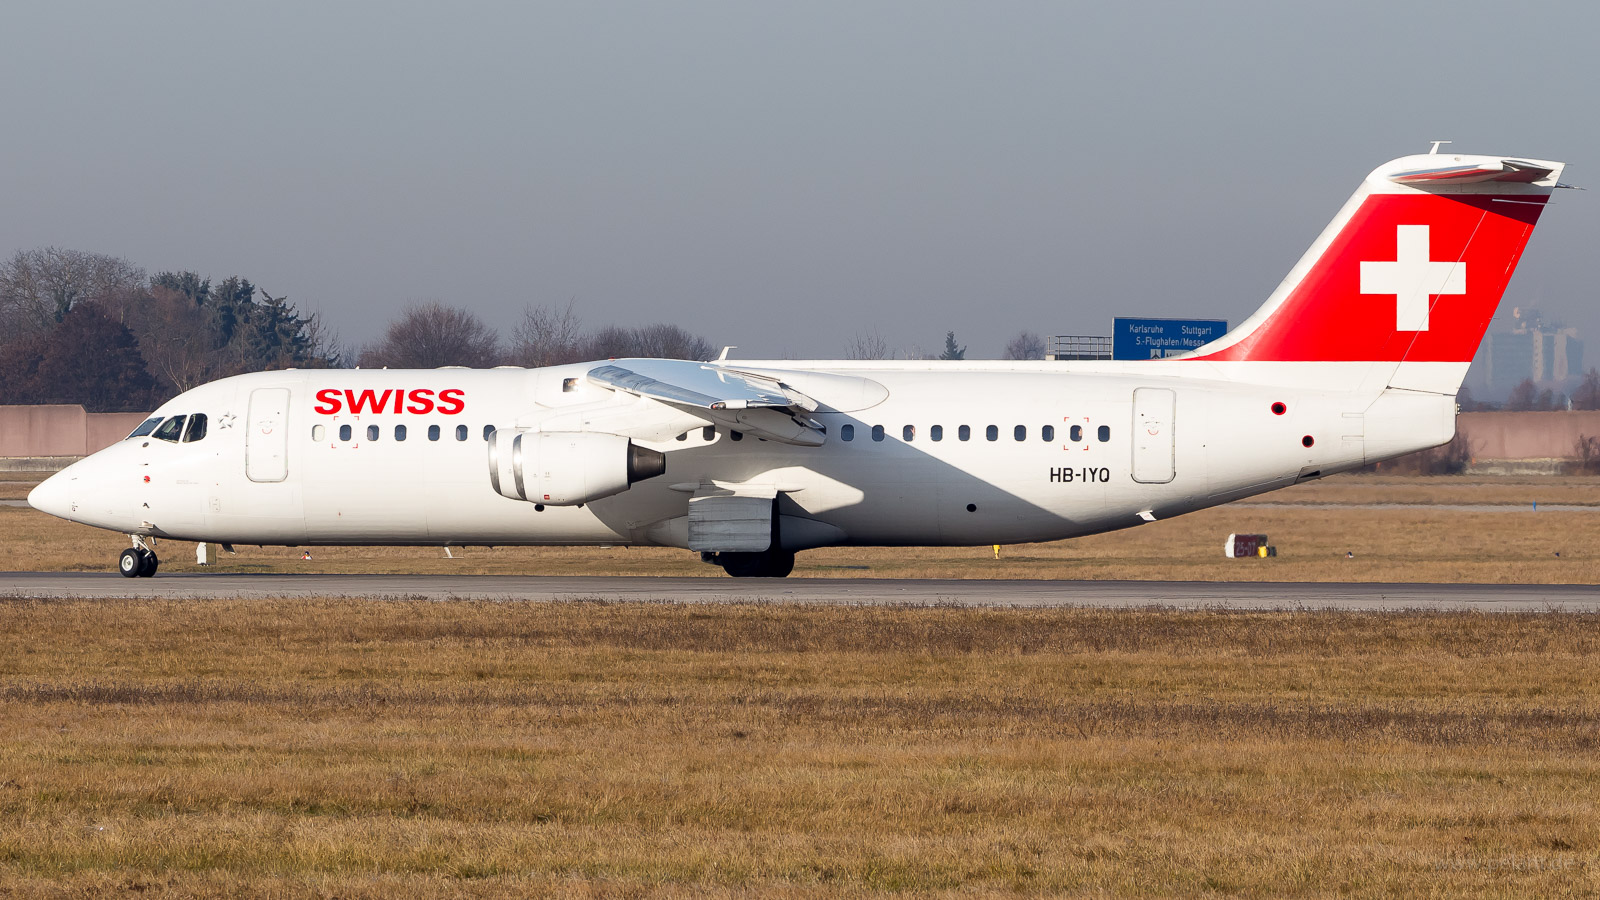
[{"left": 1389, "top": 158, "right": 1555, "bottom": 185}]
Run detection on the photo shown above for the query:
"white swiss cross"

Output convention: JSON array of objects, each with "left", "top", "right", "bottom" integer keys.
[{"left": 1359, "top": 225, "right": 1466, "bottom": 332}]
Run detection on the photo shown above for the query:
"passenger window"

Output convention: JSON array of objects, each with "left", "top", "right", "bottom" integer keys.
[
  {"left": 428, "top": 424, "right": 441, "bottom": 441},
  {"left": 986, "top": 425, "right": 998, "bottom": 441},
  {"left": 395, "top": 424, "right": 407, "bottom": 441},
  {"left": 903, "top": 425, "right": 915, "bottom": 442},
  {"left": 1098, "top": 425, "right": 1111, "bottom": 442},
  {"left": 455, "top": 424, "right": 468, "bottom": 441},
  {"left": 128, "top": 417, "right": 163, "bottom": 439},
  {"left": 841, "top": 424, "right": 854, "bottom": 441},
  {"left": 367, "top": 424, "right": 379, "bottom": 441},
  {"left": 183, "top": 413, "right": 208, "bottom": 442},
  {"left": 702, "top": 426, "right": 715, "bottom": 442},
  {"left": 1014, "top": 425, "right": 1026, "bottom": 441},
  {"left": 152, "top": 416, "right": 186, "bottom": 443},
  {"left": 1041, "top": 425, "right": 1054, "bottom": 442},
  {"left": 562, "top": 377, "right": 577, "bottom": 392},
  {"left": 312, "top": 424, "right": 325, "bottom": 442},
  {"left": 931, "top": 425, "right": 943, "bottom": 442},
  {"left": 483, "top": 425, "right": 495, "bottom": 441},
  {"left": 731, "top": 431, "right": 743, "bottom": 441},
  {"left": 676, "top": 432, "right": 688, "bottom": 442},
  {"left": 871, "top": 425, "right": 885, "bottom": 442},
  {"left": 1070, "top": 425, "right": 1083, "bottom": 442},
  {"left": 340, "top": 424, "right": 352, "bottom": 441},
  {"left": 958, "top": 425, "right": 970, "bottom": 442}
]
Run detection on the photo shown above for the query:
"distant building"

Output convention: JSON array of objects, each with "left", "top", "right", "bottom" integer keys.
[{"left": 1474, "top": 307, "right": 1584, "bottom": 398}]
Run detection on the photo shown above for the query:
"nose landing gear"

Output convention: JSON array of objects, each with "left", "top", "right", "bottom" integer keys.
[{"left": 118, "top": 536, "right": 159, "bottom": 578}]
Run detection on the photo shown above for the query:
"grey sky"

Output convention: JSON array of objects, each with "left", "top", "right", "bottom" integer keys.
[{"left": 2, "top": 1, "right": 1594, "bottom": 360}]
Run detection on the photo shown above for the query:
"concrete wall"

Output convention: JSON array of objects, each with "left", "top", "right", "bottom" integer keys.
[
  {"left": 85, "top": 411, "right": 149, "bottom": 452},
  {"left": 1457, "top": 411, "right": 1600, "bottom": 460},
  {"left": 0, "top": 405, "right": 146, "bottom": 458}
]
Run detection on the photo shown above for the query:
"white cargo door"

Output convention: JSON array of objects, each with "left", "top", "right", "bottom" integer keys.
[
  {"left": 246, "top": 388, "right": 291, "bottom": 483},
  {"left": 1131, "top": 387, "right": 1175, "bottom": 484}
]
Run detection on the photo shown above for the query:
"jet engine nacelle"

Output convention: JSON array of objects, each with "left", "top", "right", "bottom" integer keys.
[{"left": 488, "top": 431, "right": 666, "bottom": 505}]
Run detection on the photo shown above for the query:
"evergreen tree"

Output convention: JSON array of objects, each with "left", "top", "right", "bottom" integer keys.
[
  {"left": 20, "top": 301, "right": 156, "bottom": 410},
  {"left": 151, "top": 270, "right": 211, "bottom": 306}
]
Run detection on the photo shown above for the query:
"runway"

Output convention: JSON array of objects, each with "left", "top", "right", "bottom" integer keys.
[{"left": 3, "top": 572, "right": 1599, "bottom": 610}]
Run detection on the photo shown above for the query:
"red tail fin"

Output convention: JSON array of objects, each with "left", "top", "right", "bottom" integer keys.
[{"left": 1190, "top": 154, "right": 1566, "bottom": 373}]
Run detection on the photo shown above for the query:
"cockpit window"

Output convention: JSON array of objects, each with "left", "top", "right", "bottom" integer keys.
[
  {"left": 183, "top": 413, "right": 208, "bottom": 443},
  {"left": 151, "top": 416, "right": 186, "bottom": 443},
  {"left": 128, "top": 417, "right": 163, "bottom": 439}
]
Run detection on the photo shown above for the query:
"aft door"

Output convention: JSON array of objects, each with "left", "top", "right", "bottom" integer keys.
[
  {"left": 246, "top": 388, "right": 290, "bottom": 483},
  {"left": 1131, "top": 387, "right": 1175, "bottom": 484}
]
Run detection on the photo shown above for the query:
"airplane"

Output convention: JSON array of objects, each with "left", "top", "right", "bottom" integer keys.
[{"left": 27, "top": 151, "right": 1572, "bottom": 578}]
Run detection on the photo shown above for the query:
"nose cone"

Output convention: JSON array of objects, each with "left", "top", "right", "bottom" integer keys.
[{"left": 28, "top": 469, "right": 75, "bottom": 520}]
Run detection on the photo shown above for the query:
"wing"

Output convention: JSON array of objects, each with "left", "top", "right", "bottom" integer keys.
[{"left": 588, "top": 359, "right": 826, "bottom": 446}]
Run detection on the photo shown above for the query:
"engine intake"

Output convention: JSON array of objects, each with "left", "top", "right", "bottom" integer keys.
[{"left": 489, "top": 431, "right": 666, "bottom": 505}]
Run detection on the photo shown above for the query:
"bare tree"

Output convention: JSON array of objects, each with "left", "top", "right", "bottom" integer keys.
[
  {"left": 1572, "top": 369, "right": 1600, "bottom": 411},
  {"left": 128, "top": 284, "right": 217, "bottom": 392},
  {"left": 297, "top": 314, "right": 348, "bottom": 369},
  {"left": 580, "top": 323, "right": 714, "bottom": 361},
  {"left": 582, "top": 325, "right": 635, "bottom": 360},
  {"left": 1002, "top": 330, "right": 1046, "bottom": 360},
  {"left": 1575, "top": 434, "right": 1600, "bottom": 475},
  {"left": 1506, "top": 378, "right": 1540, "bottom": 411},
  {"left": 626, "top": 323, "right": 715, "bottom": 360},
  {"left": 511, "top": 301, "right": 586, "bottom": 366},
  {"left": 844, "top": 328, "right": 890, "bottom": 360},
  {"left": 0, "top": 248, "right": 145, "bottom": 343},
  {"left": 357, "top": 302, "right": 501, "bottom": 368}
]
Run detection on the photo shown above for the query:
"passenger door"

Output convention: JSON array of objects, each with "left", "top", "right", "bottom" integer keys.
[
  {"left": 1131, "top": 387, "right": 1175, "bottom": 484},
  {"left": 246, "top": 388, "right": 290, "bottom": 483}
]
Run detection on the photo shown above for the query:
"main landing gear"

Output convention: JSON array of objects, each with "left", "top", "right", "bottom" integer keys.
[
  {"left": 709, "top": 549, "right": 796, "bottom": 578},
  {"left": 118, "top": 536, "right": 159, "bottom": 578}
]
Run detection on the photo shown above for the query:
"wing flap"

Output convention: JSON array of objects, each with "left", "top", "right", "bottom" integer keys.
[
  {"left": 687, "top": 482, "right": 776, "bottom": 553},
  {"left": 589, "top": 359, "right": 825, "bottom": 446},
  {"left": 589, "top": 360, "right": 817, "bottom": 411}
]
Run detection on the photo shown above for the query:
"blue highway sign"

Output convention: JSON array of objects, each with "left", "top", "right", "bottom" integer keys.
[{"left": 1112, "top": 317, "right": 1228, "bottom": 360}]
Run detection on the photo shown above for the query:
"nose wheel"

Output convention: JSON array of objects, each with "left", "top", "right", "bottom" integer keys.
[{"left": 118, "top": 537, "right": 159, "bottom": 578}]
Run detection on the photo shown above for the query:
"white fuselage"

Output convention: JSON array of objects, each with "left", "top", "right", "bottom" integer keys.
[{"left": 31, "top": 359, "right": 1454, "bottom": 550}]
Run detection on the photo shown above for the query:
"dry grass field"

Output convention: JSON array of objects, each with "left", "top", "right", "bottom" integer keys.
[
  {"left": 1, "top": 598, "right": 1598, "bottom": 897},
  {"left": 6, "top": 473, "right": 1600, "bottom": 582}
]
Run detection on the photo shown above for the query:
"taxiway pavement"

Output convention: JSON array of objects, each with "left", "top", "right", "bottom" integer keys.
[{"left": 2, "top": 572, "right": 1599, "bottom": 611}]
